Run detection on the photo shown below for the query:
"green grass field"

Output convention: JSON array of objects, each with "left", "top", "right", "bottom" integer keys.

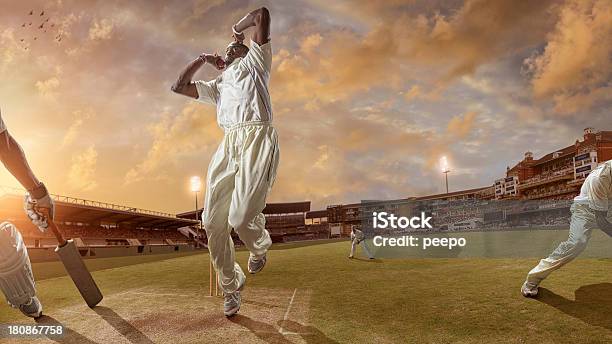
[{"left": 1, "top": 233, "right": 611, "bottom": 343}]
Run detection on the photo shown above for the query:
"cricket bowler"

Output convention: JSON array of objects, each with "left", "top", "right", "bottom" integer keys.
[
  {"left": 349, "top": 227, "right": 374, "bottom": 259},
  {"left": 171, "top": 7, "right": 277, "bottom": 316},
  {"left": 0, "top": 108, "right": 55, "bottom": 318},
  {"left": 521, "top": 159, "right": 612, "bottom": 297}
]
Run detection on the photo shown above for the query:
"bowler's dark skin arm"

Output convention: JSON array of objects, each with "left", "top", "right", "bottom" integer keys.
[
  {"left": 171, "top": 54, "right": 222, "bottom": 99},
  {"left": 171, "top": 56, "right": 206, "bottom": 99},
  {"left": 233, "top": 7, "right": 270, "bottom": 45},
  {"left": 0, "top": 129, "right": 41, "bottom": 191}
]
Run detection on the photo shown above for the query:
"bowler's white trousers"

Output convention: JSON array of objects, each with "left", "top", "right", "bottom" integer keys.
[
  {"left": 526, "top": 203, "right": 611, "bottom": 284},
  {"left": 203, "top": 121, "right": 279, "bottom": 293}
]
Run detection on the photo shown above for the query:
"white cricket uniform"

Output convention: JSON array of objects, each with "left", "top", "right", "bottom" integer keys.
[
  {"left": 195, "top": 40, "right": 278, "bottom": 293},
  {"left": 0, "top": 114, "right": 38, "bottom": 307},
  {"left": 527, "top": 159, "right": 612, "bottom": 284},
  {"left": 350, "top": 229, "right": 373, "bottom": 258}
]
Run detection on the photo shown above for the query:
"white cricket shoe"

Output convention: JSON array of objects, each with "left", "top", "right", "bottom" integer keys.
[
  {"left": 248, "top": 254, "right": 267, "bottom": 274},
  {"left": 521, "top": 281, "right": 539, "bottom": 298},
  {"left": 19, "top": 296, "right": 42, "bottom": 318},
  {"left": 223, "top": 277, "right": 245, "bottom": 317},
  {"left": 224, "top": 291, "right": 241, "bottom": 317}
]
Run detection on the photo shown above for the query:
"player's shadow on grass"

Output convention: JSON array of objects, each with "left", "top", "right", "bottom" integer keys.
[
  {"left": 278, "top": 319, "right": 339, "bottom": 344},
  {"left": 538, "top": 283, "right": 612, "bottom": 330},
  {"left": 242, "top": 299, "right": 283, "bottom": 309},
  {"left": 229, "top": 314, "right": 338, "bottom": 344},
  {"left": 93, "top": 306, "right": 154, "bottom": 344},
  {"left": 351, "top": 257, "right": 383, "bottom": 263},
  {"left": 36, "top": 315, "right": 98, "bottom": 344}
]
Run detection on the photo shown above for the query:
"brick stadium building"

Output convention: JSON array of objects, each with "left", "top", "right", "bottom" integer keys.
[
  {"left": 0, "top": 191, "right": 198, "bottom": 261},
  {"left": 496, "top": 127, "right": 612, "bottom": 200}
]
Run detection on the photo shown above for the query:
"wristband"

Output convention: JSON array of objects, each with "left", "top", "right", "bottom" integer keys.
[{"left": 232, "top": 25, "right": 242, "bottom": 36}]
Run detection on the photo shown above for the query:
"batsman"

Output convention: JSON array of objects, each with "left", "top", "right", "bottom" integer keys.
[
  {"left": 0, "top": 108, "right": 55, "bottom": 318},
  {"left": 172, "top": 7, "right": 278, "bottom": 317},
  {"left": 349, "top": 227, "right": 374, "bottom": 259},
  {"left": 522, "top": 159, "right": 612, "bottom": 297}
]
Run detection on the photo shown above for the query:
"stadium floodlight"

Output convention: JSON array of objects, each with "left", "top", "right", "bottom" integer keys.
[
  {"left": 440, "top": 156, "right": 451, "bottom": 194},
  {"left": 190, "top": 176, "right": 203, "bottom": 235},
  {"left": 190, "top": 176, "right": 202, "bottom": 193},
  {"left": 440, "top": 156, "right": 449, "bottom": 172}
]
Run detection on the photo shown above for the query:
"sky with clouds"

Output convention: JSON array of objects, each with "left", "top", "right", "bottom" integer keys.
[{"left": 0, "top": 0, "right": 609, "bottom": 213}]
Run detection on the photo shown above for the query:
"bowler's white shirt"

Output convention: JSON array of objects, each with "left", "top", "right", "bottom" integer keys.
[
  {"left": 195, "top": 40, "right": 273, "bottom": 129},
  {"left": 574, "top": 159, "right": 612, "bottom": 211}
]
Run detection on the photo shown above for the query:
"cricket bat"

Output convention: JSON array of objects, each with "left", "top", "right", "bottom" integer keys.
[{"left": 48, "top": 221, "right": 103, "bottom": 308}]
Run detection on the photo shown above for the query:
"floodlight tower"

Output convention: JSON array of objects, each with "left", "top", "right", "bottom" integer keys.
[
  {"left": 440, "top": 156, "right": 451, "bottom": 194},
  {"left": 190, "top": 176, "right": 202, "bottom": 233}
]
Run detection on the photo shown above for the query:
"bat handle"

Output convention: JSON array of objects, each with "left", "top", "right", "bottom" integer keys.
[{"left": 48, "top": 221, "right": 68, "bottom": 247}]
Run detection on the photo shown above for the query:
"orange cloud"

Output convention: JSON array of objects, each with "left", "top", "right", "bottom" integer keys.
[
  {"left": 447, "top": 111, "right": 478, "bottom": 139},
  {"left": 88, "top": 18, "right": 114, "bottom": 41},
  {"left": 68, "top": 145, "right": 98, "bottom": 191},
  {"left": 35, "top": 77, "right": 60, "bottom": 100},
  {"left": 124, "top": 103, "right": 222, "bottom": 185},
  {"left": 524, "top": 0, "right": 611, "bottom": 114}
]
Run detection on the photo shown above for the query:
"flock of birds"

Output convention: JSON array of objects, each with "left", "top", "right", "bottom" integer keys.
[{"left": 19, "top": 10, "right": 62, "bottom": 50}]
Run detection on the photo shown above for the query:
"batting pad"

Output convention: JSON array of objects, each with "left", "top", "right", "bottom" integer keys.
[{"left": 0, "top": 222, "right": 37, "bottom": 307}]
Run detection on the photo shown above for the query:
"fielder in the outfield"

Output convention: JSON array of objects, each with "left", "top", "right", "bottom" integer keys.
[
  {"left": 521, "top": 159, "right": 612, "bottom": 297},
  {"left": 172, "top": 7, "right": 277, "bottom": 316},
  {"left": 349, "top": 227, "right": 374, "bottom": 259},
  {"left": 0, "top": 108, "right": 55, "bottom": 318}
]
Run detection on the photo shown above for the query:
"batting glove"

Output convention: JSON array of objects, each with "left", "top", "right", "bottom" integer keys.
[{"left": 24, "top": 183, "right": 55, "bottom": 232}]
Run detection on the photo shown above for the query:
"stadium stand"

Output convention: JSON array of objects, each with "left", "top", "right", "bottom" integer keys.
[
  {"left": 0, "top": 191, "right": 199, "bottom": 257},
  {"left": 178, "top": 201, "right": 330, "bottom": 243}
]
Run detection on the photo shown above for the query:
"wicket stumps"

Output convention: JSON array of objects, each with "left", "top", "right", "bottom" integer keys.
[{"left": 209, "top": 256, "right": 220, "bottom": 296}]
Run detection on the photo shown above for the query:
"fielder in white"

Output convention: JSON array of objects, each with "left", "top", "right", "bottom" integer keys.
[
  {"left": 349, "top": 227, "right": 374, "bottom": 259},
  {"left": 172, "top": 7, "right": 277, "bottom": 316},
  {"left": 0, "top": 108, "right": 55, "bottom": 318},
  {"left": 521, "top": 159, "right": 612, "bottom": 297}
]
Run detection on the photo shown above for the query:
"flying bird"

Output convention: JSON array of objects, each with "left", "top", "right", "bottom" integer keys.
[
  {"left": 45, "top": 18, "right": 49, "bottom": 22},
  {"left": 33, "top": 37, "right": 37, "bottom": 40},
  {"left": 29, "top": 10, "right": 33, "bottom": 15},
  {"left": 29, "top": 23, "right": 32, "bottom": 26},
  {"left": 21, "top": 23, "right": 25, "bottom": 27},
  {"left": 39, "top": 23, "right": 44, "bottom": 29},
  {"left": 40, "top": 11, "right": 44, "bottom": 16}
]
